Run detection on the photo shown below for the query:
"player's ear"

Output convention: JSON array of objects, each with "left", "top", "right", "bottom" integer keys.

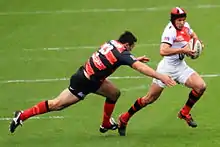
[{"left": 124, "top": 43, "right": 130, "bottom": 49}]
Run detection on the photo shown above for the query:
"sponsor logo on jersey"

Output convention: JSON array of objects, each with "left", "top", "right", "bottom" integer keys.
[
  {"left": 175, "top": 36, "right": 185, "bottom": 42},
  {"left": 164, "top": 37, "right": 170, "bottom": 41}
]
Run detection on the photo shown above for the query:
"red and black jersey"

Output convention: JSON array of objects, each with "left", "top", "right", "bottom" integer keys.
[{"left": 83, "top": 40, "right": 137, "bottom": 81}]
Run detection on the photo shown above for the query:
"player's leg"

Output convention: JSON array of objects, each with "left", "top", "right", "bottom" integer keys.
[
  {"left": 118, "top": 82, "right": 164, "bottom": 136},
  {"left": 9, "top": 68, "right": 88, "bottom": 133},
  {"left": 9, "top": 88, "right": 81, "bottom": 133},
  {"left": 178, "top": 68, "right": 206, "bottom": 127},
  {"left": 184, "top": 72, "right": 206, "bottom": 111},
  {"left": 94, "top": 79, "right": 121, "bottom": 133},
  {"left": 119, "top": 83, "right": 164, "bottom": 123},
  {"left": 117, "top": 59, "right": 170, "bottom": 136}
]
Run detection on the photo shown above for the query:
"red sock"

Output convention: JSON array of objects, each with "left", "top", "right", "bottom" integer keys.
[
  {"left": 181, "top": 90, "right": 201, "bottom": 115},
  {"left": 102, "top": 102, "right": 115, "bottom": 127},
  {"left": 121, "top": 112, "right": 130, "bottom": 122},
  {"left": 20, "top": 101, "right": 49, "bottom": 121},
  {"left": 123, "top": 98, "right": 144, "bottom": 122},
  {"left": 181, "top": 105, "right": 191, "bottom": 115}
]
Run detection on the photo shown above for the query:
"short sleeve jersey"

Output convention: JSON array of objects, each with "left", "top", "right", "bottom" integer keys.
[
  {"left": 83, "top": 40, "right": 137, "bottom": 81},
  {"left": 161, "top": 21, "right": 193, "bottom": 65}
]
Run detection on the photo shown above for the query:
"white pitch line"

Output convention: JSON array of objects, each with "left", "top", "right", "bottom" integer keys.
[
  {"left": 0, "top": 85, "right": 149, "bottom": 121},
  {"left": 0, "top": 4, "right": 220, "bottom": 16},
  {"left": 0, "top": 74, "right": 220, "bottom": 84},
  {"left": 200, "top": 74, "right": 220, "bottom": 77},
  {"left": 1, "top": 78, "right": 69, "bottom": 84},
  {"left": 0, "top": 76, "right": 144, "bottom": 84},
  {"left": 23, "top": 43, "right": 159, "bottom": 51},
  {"left": 26, "top": 84, "right": 149, "bottom": 102},
  {"left": 1, "top": 85, "right": 149, "bottom": 121},
  {"left": 0, "top": 116, "right": 64, "bottom": 121}
]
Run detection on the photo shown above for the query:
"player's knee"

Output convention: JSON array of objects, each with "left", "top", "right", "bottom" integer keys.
[
  {"left": 197, "top": 83, "right": 206, "bottom": 94},
  {"left": 199, "top": 83, "right": 206, "bottom": 94},
  {"left": 113, "top": 90, "right": 121, "bottom": 101},
  {"left": 115, "top": 90, "right": 121, "bottom": 99},
  {"left": 108, "top": 90, "right": 121, "bottom": 102},
  {"left": 48, "top": 99, "right": 64, "bottom": 111}
]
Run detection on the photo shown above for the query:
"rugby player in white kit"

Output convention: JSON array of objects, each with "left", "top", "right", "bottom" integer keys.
[{"left": 118, "top": 7, "right": 206, "bottom": 136}]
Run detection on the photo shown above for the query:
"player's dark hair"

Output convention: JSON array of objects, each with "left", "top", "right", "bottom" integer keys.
[
  {"left": 170, "top": 13, "right": 187, "bottom": 22},
  {"left": 118, "top": 31, "right": 137, "bottom": 46}
]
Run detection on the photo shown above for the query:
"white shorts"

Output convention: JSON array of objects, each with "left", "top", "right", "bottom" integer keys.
[{"left": 153, "top": 59, "right": 195, "bottom": 88}]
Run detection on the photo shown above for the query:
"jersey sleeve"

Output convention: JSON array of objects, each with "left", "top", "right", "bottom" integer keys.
[
  {"left": 185, "top": 22, "right": 194, "bottom": 35},
  {"left": 117, "top": 51, "right": 137, "bottom": 67},
  {"left": 161, "top": 26, "right": 176, "bottom": 45}
]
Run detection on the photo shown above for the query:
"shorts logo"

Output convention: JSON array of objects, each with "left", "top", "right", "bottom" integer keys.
[{"left": 78, "top": 92, "right": 85, "bottom": 98}]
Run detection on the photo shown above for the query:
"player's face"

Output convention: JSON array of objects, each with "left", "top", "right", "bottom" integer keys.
[
  {"left": 126, "top": 44, "right": 135, "bottom": 51},
  {"left": 175, "top": 17, "right": 186, "bottom": 30}
]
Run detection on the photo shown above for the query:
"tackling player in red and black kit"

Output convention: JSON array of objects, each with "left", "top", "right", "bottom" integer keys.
[{"left": 9, "top": 31, "right": 176, "bottom": 134}]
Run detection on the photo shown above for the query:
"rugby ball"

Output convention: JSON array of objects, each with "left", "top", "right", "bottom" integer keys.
[{"left": 188, "top": 38, "right": 203, "bottom": 59}]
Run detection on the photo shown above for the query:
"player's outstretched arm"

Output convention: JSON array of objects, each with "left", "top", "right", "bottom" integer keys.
[{"left": 131, "top": 61, "right": 176, "bottom": 87}]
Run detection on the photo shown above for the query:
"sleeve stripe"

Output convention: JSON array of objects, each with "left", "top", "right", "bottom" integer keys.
[{"left": 161, "top": 42, "right": 172, "bottom": 46}]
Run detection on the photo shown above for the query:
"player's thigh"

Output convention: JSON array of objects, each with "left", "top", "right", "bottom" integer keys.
[
  {"left": 153, "top": 59, "right": 178, "bottom": 88},
  {"left": 49, "top": 88, "right": 81, "bottom": 109},
  {"left": 153, "top": 70, "right": 178, "bottom": 88},
  {"left": 68, "top": 67, "right": 102, "bottom": 100},
  {"left": 153, "top": 78, "right": 166, "bottom": 88},
  {"left": 185, "top": 72, "right": 206, "bottom": 92},
  {"left": 176, "top": 65, "right": 195, "bottom": 85},
  {"left": 95, "top": 79, "right": 120, "bottom": 99}
]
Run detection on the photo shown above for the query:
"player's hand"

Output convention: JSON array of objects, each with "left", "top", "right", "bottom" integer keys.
[
  {"left": 160, "top": 74, "right": 176, "bottom": 87},
  {"left": 182, "top": 44, "right": 196, "bottom": 57},
  {"left": 136, "top": 55, "right": 150, "bottom": 63}
]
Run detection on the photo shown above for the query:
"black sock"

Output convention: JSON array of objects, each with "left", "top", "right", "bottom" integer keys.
[{"left": 128, "top": 98, "right": 144, "bottom": 116}]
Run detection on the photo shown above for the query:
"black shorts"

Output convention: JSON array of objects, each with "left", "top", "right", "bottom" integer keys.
[{"left": 68, "top": 67, "right": 103, "bottom": 100}]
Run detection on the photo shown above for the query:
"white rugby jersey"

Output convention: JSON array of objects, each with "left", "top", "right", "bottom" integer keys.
[{"left": 161, "top": 21, "right": 193, "bottom": 65}]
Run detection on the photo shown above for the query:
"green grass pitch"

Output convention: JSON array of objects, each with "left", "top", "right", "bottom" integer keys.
[{"left": 0, "top": 0, "right": 220, "bottom": 146}]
